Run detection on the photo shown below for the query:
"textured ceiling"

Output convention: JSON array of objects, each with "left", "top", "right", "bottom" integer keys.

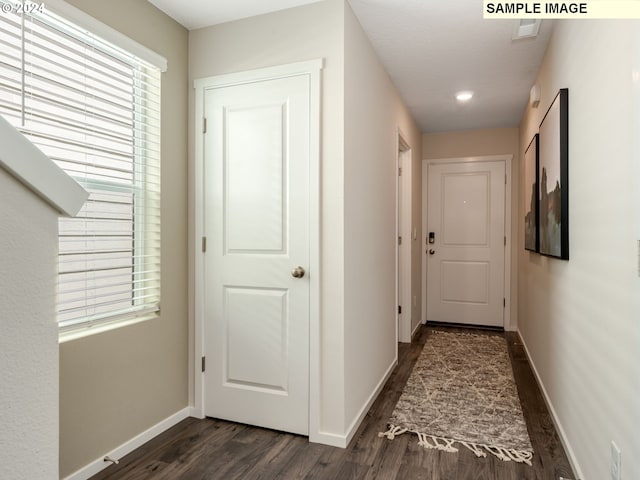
[{"left": 148, "top": 0, "right": 553, "bottom": 133}]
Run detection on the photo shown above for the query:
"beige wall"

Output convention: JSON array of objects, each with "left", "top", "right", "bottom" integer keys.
[
  {"left": 422, "top": 128, "right": 520, "bottom": 328},
  {"left": 423, "top": 127, "right": 519, "bottom": 160},
  {"left": 518, "top": 21, "right": 640, "bottom": 479},
  {"left": 59, "top": 1, "right": 189, "bottom": 477},
  {"left": 189, "top": 0, "right": 347, "bottom": 439},
  {"left": 343, "top": 2, "right": 422, "bottom": 429}
]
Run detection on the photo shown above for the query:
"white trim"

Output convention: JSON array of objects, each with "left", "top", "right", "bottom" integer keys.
[
  {"left": 343, "top": 356, "right": 397, "bottom": 447},
  {"left": 421, "top": 162, "right": 428, "bottom": 324},
  {"left": 193, "top": 59, "right": 323, "bottom": 90},
  {"left": 192, "top": 59, "right": 323, "bottom": 439},
  {"left": 62, "top": 407, "right": 190, "bottom": 480},
  {"left": 59, "top": 311, "right": 155, "bottom": 343},
  {"left": 313, "top": 357, "right": 397, "bottom": 448},
  {"left": 310, "top": 430, "right": 350, "bottom": 449},
  {"left": 0, "top": 114, "right": 87, "bottom": 217},
  {"left": 44, "top": 0, "right": 167, "bottom": 72},
  {"left": 518, "top": 332, "right": 584, "bottom": 479},
  {"left": 307, "top": 59, "right": 323, "bottom": 445},
  {"left": 396, "top": 128, "right": 412, "bottom": 343},
  {"left": 192, "top": 74, "right": 206, "bottom": 420},
  {"left": 503, "top": 156, "right": 514, "bottom": 330},
  {"left": 421, "top": 154, "right": 513, "bottom": 330},
  {"left": 411, "top": 317, "right": 422, "bottom": 339},
  {"left": 395, "top": 132, "right": 400, "bottom": 347}
]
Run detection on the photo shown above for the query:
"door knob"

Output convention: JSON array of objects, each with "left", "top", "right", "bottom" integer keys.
[
  {"left": 291, "top": 266, "right": 305, "bottom": 278},
  {"left": 429, "top": 249, "right": 435, "bottom": 255}
]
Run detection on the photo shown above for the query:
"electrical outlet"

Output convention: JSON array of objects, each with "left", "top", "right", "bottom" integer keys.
[{"left": 611, "top": 441, "right": 621, "bottom": 480}]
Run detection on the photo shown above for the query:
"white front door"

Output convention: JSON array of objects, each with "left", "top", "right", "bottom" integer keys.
[
  {"left": 202, "top": 73, "right": 310, "bottom": 435},
  {"left": 426, "top": 161, "right": 505, "bottom": 327}
]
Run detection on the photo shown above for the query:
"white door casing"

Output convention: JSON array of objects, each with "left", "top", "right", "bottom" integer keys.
[
  {"left": 425, "top": 160, "right": 507, "bottom": 328},
  {"left": 192, "top": 60, "right": 322, "bottom": 437},
  {"left": 397, "top": 132, "right": 412, "bottom": 343}
]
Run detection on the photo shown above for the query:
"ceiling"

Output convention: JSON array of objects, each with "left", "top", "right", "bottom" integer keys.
[{"left": 148, "top": 0, "right": 553, "bottom": 133}]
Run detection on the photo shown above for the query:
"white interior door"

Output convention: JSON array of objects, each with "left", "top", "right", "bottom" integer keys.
[
  {"left": 426, "top": 161, "right": 505, "bottom": 327},
  {"left": 202, "top": 73, "right": 310, "bottom": 435}
]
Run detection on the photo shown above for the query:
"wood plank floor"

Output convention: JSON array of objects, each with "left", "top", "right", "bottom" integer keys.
[{"left": 91, "top": 325, "right": 575, "bottom": 480}]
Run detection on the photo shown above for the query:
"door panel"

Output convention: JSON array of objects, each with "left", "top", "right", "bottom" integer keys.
[
  {"left": 442, "top": 173, "right": 489, "bottom": 246},
  {"left": 427, "top": 161, "right": 505, "bottom": 327},
  {"left": 440, "top": 261, "right": 488, "bottom": 304},
  {"left": 203, "top": 74, "right": 309, "bottom": 435},
  {"left": 225, "top": 104, "right": 286, "bottom": 253},
  {"left": 224, "top": 286, "right": 288, "bottom": 392}
]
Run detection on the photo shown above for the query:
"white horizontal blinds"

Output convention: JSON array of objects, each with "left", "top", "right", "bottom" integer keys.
[
  {"left": 0, "top": 8, "right": 23, "bottom": 125},
  {"left": 0, "top": 3, "right": 161, "bottom": 330}
]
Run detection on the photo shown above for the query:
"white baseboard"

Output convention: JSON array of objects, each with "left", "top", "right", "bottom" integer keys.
[
  {"left": 311, "top": 430, "right": 350, "bottom": 448},
  {"left": 517, "top": 331, "right": 584, "bottom": 480},
  {"left": 343, "top": 357, "right": 397, "bottom": 446},
  {"left": 312, "top": 357, "right": 397, "bottom": 449},
  {"left": 63, "top": 407, "right": 191, "bottom": 480},
  {"left": 188, "top": 405, "right": 204, "bottom": 419},
  {"left": 411, "top": 320, "right": 422, "bottom": 338}
]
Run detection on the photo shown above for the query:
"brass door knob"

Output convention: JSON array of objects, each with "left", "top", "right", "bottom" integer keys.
[{"left": 291, "top": 266, "right": 305, "bottom": 278}]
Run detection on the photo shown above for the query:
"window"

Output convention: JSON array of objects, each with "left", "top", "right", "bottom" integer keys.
[{"left": 0, "top": 1, "right": 162, "bottom": 333}]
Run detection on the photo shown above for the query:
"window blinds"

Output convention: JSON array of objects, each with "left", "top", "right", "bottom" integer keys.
[{"left": 0, "top": 2, "right": 161, "bottom": 331}]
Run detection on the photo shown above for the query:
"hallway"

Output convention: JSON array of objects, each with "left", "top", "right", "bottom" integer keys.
[{"left": 91, "top": 326, "right": 574, "bottom": 480}]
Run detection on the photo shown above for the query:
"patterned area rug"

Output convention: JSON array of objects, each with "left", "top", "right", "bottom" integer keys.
[{"left": 380, "top": 331, "right": 533, "bottom": 465}]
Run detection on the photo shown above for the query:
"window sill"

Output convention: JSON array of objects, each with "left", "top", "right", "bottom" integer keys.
[{"left": 58, "top": 311, "right": 159, "bottom": 344}]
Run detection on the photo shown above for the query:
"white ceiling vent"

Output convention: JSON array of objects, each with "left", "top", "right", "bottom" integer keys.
[{"left": 513, "top": 19, "right": 541, "bottom": 40}]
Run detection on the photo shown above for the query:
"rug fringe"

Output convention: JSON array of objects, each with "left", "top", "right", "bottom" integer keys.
[
  {"left": 379, "top": 426, "right": 533, "bottom": 466},
  {"left": 416, "top": 432, "right": 458, "bottom": 453},
  {"left": 377, "top": 424, "right": 407, "bottom": 440},
  {"left": 460, "top": 441, "right": 487, "bottom": 458}
]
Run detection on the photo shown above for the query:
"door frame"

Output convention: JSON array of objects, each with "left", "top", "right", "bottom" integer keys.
[
  {"left": 191, "top": 59, "right": 323, "bottom": 440},
  {"left": 396, "top": 130, "right": 412, "bottom": 343},
  {"left": 421, "top": 154, "right": 513, "bottom": 330}
]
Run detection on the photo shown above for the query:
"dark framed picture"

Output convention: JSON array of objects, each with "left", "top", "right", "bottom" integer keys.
[
  {"left": 524, "top": 134, "right": 539, "bottom": 252},
  {"left": 538, "top": 88, "right": 569, "bottom": 260}
]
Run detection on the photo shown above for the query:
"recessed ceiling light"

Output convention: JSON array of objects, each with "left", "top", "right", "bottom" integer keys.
[{"left": 456, "top": 91, "right": 473, "bottom": 102}]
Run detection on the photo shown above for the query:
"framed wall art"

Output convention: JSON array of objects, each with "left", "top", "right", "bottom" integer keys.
[
  {"left": 538, "top": 88, "right": 569, "bottom": 260},
  {"left": 524, "top": 134, "right": 539, "bottom": 252}
]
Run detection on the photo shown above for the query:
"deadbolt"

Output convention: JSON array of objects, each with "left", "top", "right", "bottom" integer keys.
[{"left": 291, "top": 266, "right": 305, "bottom": 278}]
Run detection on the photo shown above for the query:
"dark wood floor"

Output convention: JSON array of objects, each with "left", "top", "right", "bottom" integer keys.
[{"left": 91, "top": 326, "right": 575, "bottom": 480}]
